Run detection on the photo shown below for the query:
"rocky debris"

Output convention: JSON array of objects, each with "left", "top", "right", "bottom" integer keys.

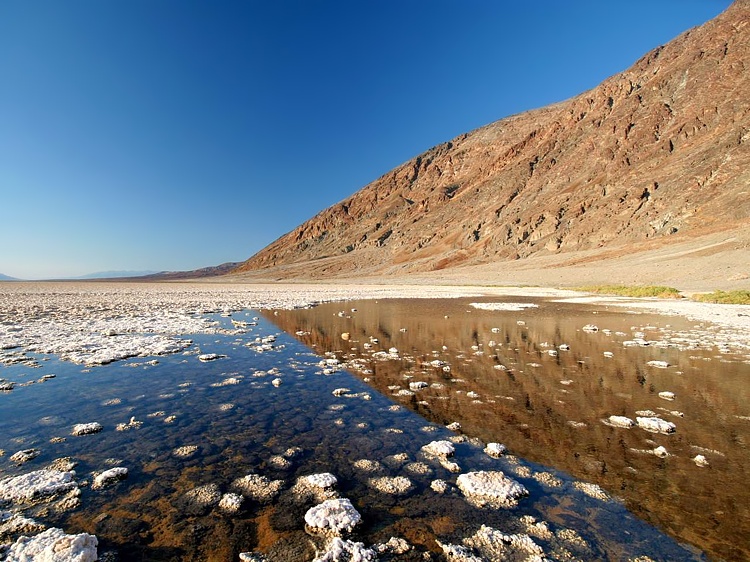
[
  {"left": 91, "top": 467, "right": 128, "bottom": 490},
  {"left": 0, "top": 470, "right": 77, "bottom": 503},
  {"left": 172, "top": 445, "right": 199, "bottom": 458},
  {"left": 5, "top": 527, "right": 98, "bottom": 562},
  {"left": 653, "top": 446, "right": 669, "bottom": 458},
  {"left": 456, "top": 471, "right": 528, "bottom": 508},
  {"left": 636, "top": 416, "right": 677, "bottom": 434},
  {"left": 71, "top": 423, "right": 103, "bottom": 436},
  {"left": 304, "top": 498, "right": 361, "bottom": 535},
  {"left": 239, "top": 553, "right": 268, "bottom": 562}
]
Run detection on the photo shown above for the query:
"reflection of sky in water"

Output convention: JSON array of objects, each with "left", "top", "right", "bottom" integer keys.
[
  {"left": 269, "top": 298, "right": 750, "bottom": 562},
  {"left": 0, "top": 311, "right": 710, "bottom": 560}
]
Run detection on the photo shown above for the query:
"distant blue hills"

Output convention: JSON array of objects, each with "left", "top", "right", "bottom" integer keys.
[
  {"left": 70, "top": 270, "right": 160, "bottom": 280},
  {"left": 0, "top": 273, "right": 17, "bottom": 281}
]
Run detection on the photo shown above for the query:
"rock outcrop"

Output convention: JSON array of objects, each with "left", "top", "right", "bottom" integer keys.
[{"left": 234, "top": 1, "right": 750, "bottom": 280}]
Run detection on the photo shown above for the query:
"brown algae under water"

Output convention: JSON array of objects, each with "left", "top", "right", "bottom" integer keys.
[{"left": 0, "top": 299, "right": 744, "bottom": 560}]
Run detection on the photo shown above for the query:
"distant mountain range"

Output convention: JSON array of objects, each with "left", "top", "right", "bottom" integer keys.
[
  {"left": 71, "top": 270, "right": 160, "bottom": 280},
  {"left": 232, "top": 0, "right": 750, "bottom": 283},
  {"left": 0, "top": 273, "right": 17, "bottom": 281}
]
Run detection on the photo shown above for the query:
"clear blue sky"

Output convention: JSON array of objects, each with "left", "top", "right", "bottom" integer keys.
[{"left": 0, "top": 1, "right": 732, "bottom": 279}]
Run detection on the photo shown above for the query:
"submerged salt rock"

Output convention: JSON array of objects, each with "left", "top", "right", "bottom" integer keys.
[
  {"left": 0, "top": 469, "right": 77, "bottom": 502},
  {"left": 218, "top": 492, "right": 244, "bottom": 513},
  {"left": 239, "top": 553, "right": 268, "bottom": 562},
  {"left": 0, "top": 511, "right": 46, "bottom": 537},
  {"left": 465, "top": 524, "right": 545, "bottom": 559},
  {"left": 198, "top": 353, "right": 225, "bottom": 362},
  {"left": 367, "top": 476, "right": 413, "bottom": 495},
  {"left": 421, "top": 440, "right": 455, "bottom": 458},
  {"left": 484, "top": 443, "right": 507, "bottom": 458},
  {"left": 7, "top": 527, "right": 98, "bottom": 562},
  {"left": 456, "top": 471, "right": 528, "bottom": 508},
  {"left": 304, "top": 498, "right": 361, "bottom": 534},
  {"left": 71, "top": 423, "right": 103, "bottom": 436},
  {"left": 92, "top": 467, "right": 128, "bottom": 490},
  {"left": 182, "top": 483, "right": 222, "bottom": 511},
  {"left": 231, "top": 474, "right": 284, "bottom": 503},
  {"left": 637, "top": 417, "right": 676, "bottom": 434},
  {"left": 305, "top": 473, "right": 338, "bottom": 489},
  {"left": 607, "top": 415, "right": 635, "bottom": 428},
  {"left": 9, "top": 449, "right": 40, "bottom": 465},
  {"left": 314, "top": 537, "right": 376, "bottom": 562}
]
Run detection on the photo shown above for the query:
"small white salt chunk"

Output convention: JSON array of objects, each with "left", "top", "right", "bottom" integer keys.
[
  {"left": 658, "top": 391, "right": 676, "bottom": 401},
  {"left": 484, "top": 443, "right": 507, "bottom": 458},
  {"left": 653, "top": 446, "right": 669, "bottom": 458},
  {"left": 72, "top": 422, "right": 103, "bottom": 436},
  {"left": 637, "top": 417, "right": 676, "bottom": 434},
  {"left": 456, "top": 471, "right": 528, "bottom": 507},
  {"left": 304, "top": 498, "right": 361, "bottom": 533},
  {"left": 218, "top": 492, "right": 244, "bottom": 513},
  {"left": 92, "top": 467, "right": 128, "bottom": 490},
  {"left": 693, "top": 455, "right": 709, "bottom": 467},
  {"left": 422, "top": 440, "right": 455, "bottom": 458},
  {"left": 305, "top": 473, "right": 338, "bottom": 489},
  {"left": 607, "top": 415, "right": 635, "bottom": 428}
]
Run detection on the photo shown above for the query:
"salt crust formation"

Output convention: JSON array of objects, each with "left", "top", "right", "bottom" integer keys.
[
  {"left": 0, "top": 470, "right": 77, "bottom": 503},
  {"left": 71, "top": 423, "right": 102, "bottom": 436},
  {"left": 636, "top": 416, "right": 677, "bottom": 434},
  {"left": 91, "top": 467, "right": 127, "bottom": 490},
  {"left": 231, "top": 474, "right": 284, "bottom": 503},
  {"left": 456, "top": 471, "right": 529, "bottom": 508},
  {"left": 366, "top": 476, "right": 413, "bottom": 495},
  {"left": 6, "top": 527, "right": 98, "bottom": 562},
  {"left": 421, "top": 440, "right": 455, "bottom": 458},
  {"left": 484, "top": 443, "right": 507, "bottom": 458},
  {"left": 313, "top": 537, "right": 376, "bottom": 562},
  {"left": 469, "top": 302, "right": 540, "bottom": 312},
  {"left": 304, "top": 498, "right": 362, "bottom": 534},
  {"left": 305, "top": 473, "right": 338, "bottom": 489}
]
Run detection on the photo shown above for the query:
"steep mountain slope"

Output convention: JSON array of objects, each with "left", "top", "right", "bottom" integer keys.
[{"left": 234, "top": 1, "right": 750, "bottom": 281}]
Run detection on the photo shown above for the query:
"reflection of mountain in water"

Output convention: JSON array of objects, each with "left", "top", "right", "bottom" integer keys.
[{"left": 268, "top": 297, "right": 750, "bottom": 561}]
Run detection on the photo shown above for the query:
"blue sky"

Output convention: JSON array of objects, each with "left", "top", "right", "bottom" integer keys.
[{"left": 0, "top": 1, "right": 732, "bottom": 279}]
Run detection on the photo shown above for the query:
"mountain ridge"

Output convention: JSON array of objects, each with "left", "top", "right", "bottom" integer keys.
[{"left": 233, "top": 1, "right": 750, "bottom": 285}]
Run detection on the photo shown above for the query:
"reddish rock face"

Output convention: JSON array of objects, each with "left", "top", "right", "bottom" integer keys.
[{"left": 235, "top": 1, "right": 750, "bottom": 279}]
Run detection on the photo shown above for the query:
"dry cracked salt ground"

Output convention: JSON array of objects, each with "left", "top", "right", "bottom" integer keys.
[{"left": 1, "top": 282, "right": 746, "bottom": 560}]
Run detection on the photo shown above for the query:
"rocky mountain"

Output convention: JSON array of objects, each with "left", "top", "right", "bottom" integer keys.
[
  {"left": 0, "top": 273, "right": 17, "bottom": 281},
  {"left": 233, "top": 1, "right": 750, "bottom": 283}
]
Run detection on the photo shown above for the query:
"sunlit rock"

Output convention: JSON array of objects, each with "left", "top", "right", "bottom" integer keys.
[
  {"left": 694, "top": 455, "right": 710, "bottom": 467},
  {"left": 91, "top": 467, "right": 127, "bottom": 490},
  {"left": 218, "top": 492, "right": 244, "bottom": 514},
  {"left": 9, "top": 449, "right": 40, "bottom": 465},
  {"left": 367, "top": 476, "right": 413, "bottom": 495}
]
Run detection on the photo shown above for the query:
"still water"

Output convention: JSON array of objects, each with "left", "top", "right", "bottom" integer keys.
[
  {"left": 269, "top": 297, "right": 750, "bottom": 562},
  {"left": 0, "top": 299, "right": 745, "bottom": 560}
]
